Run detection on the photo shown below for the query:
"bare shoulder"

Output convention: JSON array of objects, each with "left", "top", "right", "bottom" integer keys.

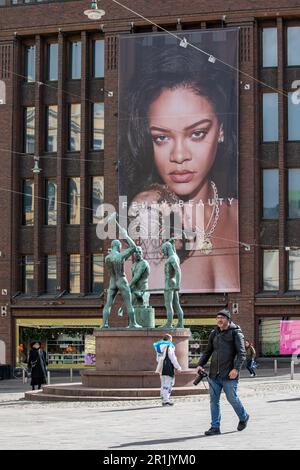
[{"left": 220, "top": 198, "right": 238, "bottom": 223}]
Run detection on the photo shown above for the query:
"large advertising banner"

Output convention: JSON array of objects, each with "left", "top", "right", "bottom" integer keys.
[
  {"left": 118, "top": 29, "right": 240, "bottom": 293},
  {"left": 280, "top": 320, "right": 300, "bottom": 355}
]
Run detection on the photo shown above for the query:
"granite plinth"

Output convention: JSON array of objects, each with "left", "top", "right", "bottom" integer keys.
[
  {"left": 24, "top": 328, "right": 206, "bottom": 400},
  {"left": 81, "top": 328, "right": 195, "bottom": 389}
]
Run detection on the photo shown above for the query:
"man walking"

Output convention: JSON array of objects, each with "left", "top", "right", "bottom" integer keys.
[{"left": 197, "top": 309, "right": 249, "bottom": 435}]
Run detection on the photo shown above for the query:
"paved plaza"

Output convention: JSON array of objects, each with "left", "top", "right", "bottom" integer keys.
[{"left": 0, "top": 368, "right": 300, "bottom": 450}]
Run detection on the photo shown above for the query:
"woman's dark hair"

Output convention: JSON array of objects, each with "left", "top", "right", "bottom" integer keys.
[{"left": 119, "top": 44, "right": 238, "bottom": 204}]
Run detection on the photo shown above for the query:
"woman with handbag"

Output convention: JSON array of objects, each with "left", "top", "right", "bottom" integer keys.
[{"left": 28, "top": 341, "right": 48, "bottom": 391}]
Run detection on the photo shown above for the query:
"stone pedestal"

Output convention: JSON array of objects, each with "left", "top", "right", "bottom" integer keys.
[
  {"left": 81, "top": 328, "right": 197, "bottom": 389},
  {"left": 25, "top": 328, "right": 207, "bottom": 401}
]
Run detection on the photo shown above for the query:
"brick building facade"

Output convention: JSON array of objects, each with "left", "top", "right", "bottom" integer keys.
[{"left": 0, "top": 0, "right": 300, "bottom": 367}]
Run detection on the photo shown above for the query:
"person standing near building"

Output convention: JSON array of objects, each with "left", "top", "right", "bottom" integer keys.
[
  {"left": 245, "top": 340, "right": 257, "bottom": 377},
  {"left": 197, "top": 309, "right": 249, "bottom": 435},
  {"left": 28, "top": 341, "right": 47, "bottom": 391},
  {"left": 153, "top": 334, "right": 182, "bottom": 406}
]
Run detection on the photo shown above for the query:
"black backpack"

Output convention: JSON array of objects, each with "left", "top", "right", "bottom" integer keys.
[{"left": 162, "top": 346, "right": 175, "bottom": 377}]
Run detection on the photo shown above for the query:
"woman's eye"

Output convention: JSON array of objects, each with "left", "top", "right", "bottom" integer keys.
[
  {"left": 191, "top": 130, "right": 207, "bottom": 139},
  {"left": 152, "top": 135, "right": 169, "bottom": 144}
]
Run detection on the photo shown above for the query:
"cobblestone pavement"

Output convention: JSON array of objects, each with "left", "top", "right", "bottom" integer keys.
[{"left": 1, "top": 375, "right": 300, "bottom": 450}]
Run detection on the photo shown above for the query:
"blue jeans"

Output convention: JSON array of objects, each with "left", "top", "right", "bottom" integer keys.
[{"left": 208, "top": 376, "right": 248, "bottom": 428}]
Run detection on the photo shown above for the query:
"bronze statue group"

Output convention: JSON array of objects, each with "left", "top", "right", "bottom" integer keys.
[{"left": 102, "top": 219, "right": 184, "bottom": 330}]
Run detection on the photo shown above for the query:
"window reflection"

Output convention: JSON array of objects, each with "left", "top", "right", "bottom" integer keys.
[
  {"left": 92, "top": 176, "right": 104, "bottom": 224},
  {"left": 288, "top": 93, "right": 300, "bottom": 141},
  {"left": 68, "top": 104, "right": 81, "bottom": 151},
  {"left": 287, "top": 27, "right": 300, "bottom": 66},
  {"left": 93, "top": 40, "right": 104, "bottom": 78},
  {"left": 263, "top": 93, "right": 278, "bottom": 142},
  {"left": 46, "top": 255, "right": 57, "bottom": 294},
  {"left": 24, "top": 45, "right": 35, "bottom": 82},
  {"left": 47, "top": 43, "right": 58, "bottom": 81},
  {"left": 91, "top": 254, "right": 104, "bottom": 294},
  {"left": 70, "top": 41, "right": 81, "bottom": 79},
  {"left": 263, "top": 169, "right": 279, "bottom": 219},
  {"left": 22, "top": 255, "right": 34, "bottom": 295},
  {"left": 24, "top": 107, "right": 35, "bottom": 153},
  {"left": 263, "top": 250, "right": 279, "bottom": 291},
  {"left": 262, "top": 28, "right": 277, "bottom": 67},
  {"left": 92, "top": 103, "right": 104, "bottom": 150},
  {"left": 68, "top": 177, "right": 80, "bottom": 224},
  {"left": 46, "top": 105, "right": 58, "bottom": 152},
  {"left": 23, "top": 179, "right": 34, "bottom": 225},
  {"left": 69, "top": 254, "right": 80, "bottom": 294},
  {"left": 289, "top": 250, "right": 300, "bottom": 291},
  {"left": 288, "top": 169, "right": 300, "bottom": 218},
  {"left": 45, "top": 179, "right": 57, "bottom": 225}
]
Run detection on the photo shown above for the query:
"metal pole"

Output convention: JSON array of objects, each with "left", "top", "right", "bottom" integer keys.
[
  {"left": 47, "top": 370, "right": 51, "bottom": 384},
  {"left": 70, "top": 368, "right": 73, "bottom": 383},
  {"left": 291, "top": 360, "right": 294, "bottom": 380},
  {"left": 22, "top": 368, "right": 26, "bottom": 384},
  {"left": 274, "top": 359, "right": 277, "bottom": 376}
]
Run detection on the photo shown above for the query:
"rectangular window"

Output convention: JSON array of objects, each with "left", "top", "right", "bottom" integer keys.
[
  {"left": 70, "top": 41, "right": 81, "bottom": 79},
  {"left": 68, "top": 104, "right": 81, "bottom": 151},
  {"left": 68, "top": 254, "right": 80, "bottom": 294},
  {"left": 67, "top": 177, "right": 80, "bottom": 224},
  {"left": 263, "top": 169, "right": 279, "bottom": 219},
  {"left": 24, "top": 45, "right": 36, "bottom": 82},
  {"left": 91, "top": 103, "right": 104, "bottom": 150},
  {"left": 45, "top": 255, "right": 57, "bottom": 294},
  {"left": 91, "top": 254, "right": 104, "bottom": 294},
  {"left": 288, "top": 250, "right": 300, "bottom": 291},
  {"left": 288, "top": 169, "right": 300, "bottom": 218},
  {"left": 22, "top": 179, "right": 34, "bottom": 225},
  {"left": 47, "top": 43, "right": 58, "bottom": 81},
  {"left": 287, "top": 27, "right": 300, "bottom": 66},
  {"left": 92, "top": 176, "right": 104, "bottom": 224},
  {"left": 45, "top": 105, "right": 58, "bottom": 152},
  {"left": 263, "top": 250, "right": 279, "bottom": 291},
  {"left": 45, "top": 179, "right": 57, "bottom": 225},
  {"left": 22, "top": 255, "right": 34, "bottom": 295},
  {"left": 263, "top": 93, "right": 278, "bottom": 142},
  {"left": 93, "top": 39, "right": 104, "bottom": 78},
  {"left": 24, "top": 107, "right": 35, "bottom": 153},
  {"left": 262, "top": 28, "right": 277, "bottom": 67},
  {"left": 288, "top": 92, "right": 300, "bottom": 141}
]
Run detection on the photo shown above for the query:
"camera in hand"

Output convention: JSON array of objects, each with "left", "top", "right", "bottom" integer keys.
[{"left": 193, "top": 370, "right": 208, "bottom": 386}]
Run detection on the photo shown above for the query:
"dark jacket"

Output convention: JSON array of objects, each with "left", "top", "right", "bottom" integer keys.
[
  {"left": 28, "top": 348, "right": 47, "bottom": 386},
  {"left": 246, "top": 345, "right": 256, "bottom": 361},
  {"left": 198, "top": 322, "right": 246, "bottom": 379}
]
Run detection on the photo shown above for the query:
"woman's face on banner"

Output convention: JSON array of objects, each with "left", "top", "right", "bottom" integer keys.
[{"left": 148, "top": 86, "right": 223, "bottom": 198}]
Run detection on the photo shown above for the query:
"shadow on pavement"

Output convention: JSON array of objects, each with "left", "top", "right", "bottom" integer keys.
[
  {"left": 101, "top": 406, "right": 161, "bottom": 413},
  {"left": 109, "top": 431, "right": 238, "bottom": 448},
  {"left": 267, "top": 398, "right": 300, "bottom": 403}
]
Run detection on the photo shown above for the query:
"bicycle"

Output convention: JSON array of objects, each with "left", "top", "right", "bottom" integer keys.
[{"left": 13, "top": 363, "right": 30, "bottom": 382}]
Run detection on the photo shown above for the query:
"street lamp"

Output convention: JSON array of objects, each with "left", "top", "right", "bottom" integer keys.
[
  {"left": 32, "top": 157, "right": 41, "bottom": 174},
  {"left": 84, "top": 0, "right": 106, "bottom": 20}
]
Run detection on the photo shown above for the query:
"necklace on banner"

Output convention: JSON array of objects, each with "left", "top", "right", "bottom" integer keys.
[{"left": 197, "top": 181, "right": 220, "bottom": 255}]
